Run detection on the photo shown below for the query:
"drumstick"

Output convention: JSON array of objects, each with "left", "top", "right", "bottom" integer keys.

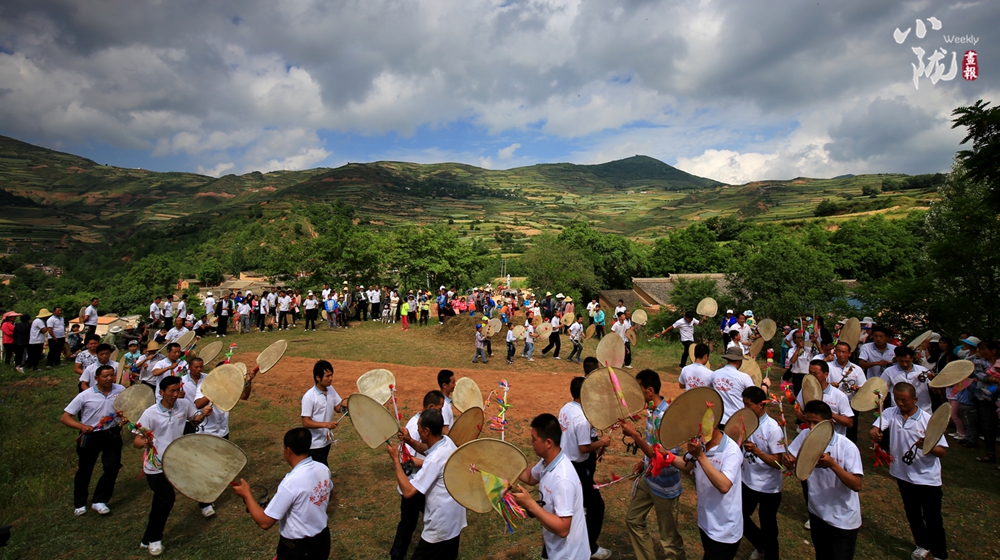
[{"left": 389, "top": 384, "right": 402, "bottom": 428}]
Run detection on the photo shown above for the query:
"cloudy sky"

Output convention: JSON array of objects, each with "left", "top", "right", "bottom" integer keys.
[{"left": 0, "top": 0, "right": 996, "bottom": 183}]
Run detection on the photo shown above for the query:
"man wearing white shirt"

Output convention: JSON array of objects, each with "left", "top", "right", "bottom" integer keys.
[
  {"left": 858, "top": 326, "right": 896, "bottom": 379},
  {"left": 522, "top": 320, "right": 536, "bottom": 362},
  {"left": 60, "top": 364, "right": 125, "bottom": 516},
  {"left": 732, "top": 313, "right": 754, "bottom": 354},
  {"left": 303, "top": 291, "right": 319, "bottom": 331},
  {"left": 232, "top": 428, "right": 332, "bottom": 559},
  {"left": 392, "top": 391, "right": 445, "bottom": 560},
  {"left": 133, "top": 376, "right": 212, "bottom": 556},
  {"left": 26, "top": 309, "right": 50, "bottom": 371},
  {"left": 566, "top": 316, "right": 584, "bottom": 363},
  {"left": 869, "top": 383, "right": 949, "bottom": 560},
  {"left": 541, "top": 312, "right": 563, "bottom": 360},
  {"left": 678, "top": 343, "right": 714, "bottom": 391},
  {"left": 149, "top": 297, "right": 162, "bottom": 327},
  {"left": 84, "top": 297, "right": 100, "bottom": 336},
  {"left": 369, "top": 286, "right": 382, "bottom": 321},
  {"left": 148, "top": 343, "right": 189, "bottom": 397},
  {"left": 828, "top": 342, "right": 864, "bottom": 442},
  {"left": 79, "top": 344, "right": 120, "bottom": 391},
  {"left": 559, "top": 378, "right": 612, "bottom": 559},
  {"left": 741, "top": 387, "right": 786, "bottom": 560},
  {"left": 670, "top": 415, "right": 743, "bottom": 559},
  {"left": 277, "top": 290, "right": 292, "bottom": 330},
  {"left": 203, "top": 292, "right": 216, "bottom": 322},
  {"left": 237, "top": 300, "right": 252, "bottom": 333},
  {"left": 165, "top": 317, "right": 188, "bottom": 344},
  {"left": 389, "top": 408, "right": 466, "bottom": 559},
  {"left": 786, "top": 331, "right": 815, "bottom": 397},
  {"left": 176, "top": 294, "right": 188, "bottom": 319},
  {"left": 301, "top": 360, "right": 346, "bottom": 466},
  {"left": 785, "top": 401, "right": 863, "bottom": 560},
  {"left": 322, "top": 284, "right": 332, "bottom": 301},
  {"left": 512, "top": 413, "right": 591, "bottom": 560},
  {"left": 880, "top": 346, "right": 933, "bottom": 413},
  {"left": 795, "top": 360, "right": 854, "bottom": 437},
  {"left": 46, "top": 306, "right": 66, "bottom": 368},
  {"left": 586, "top": 298, "right": 598, "bottom": 325},
  {"left": 162, "top": 295, "right": 173, "bottom": 322},
  {"left": 506, "top": 325, "right": 519, "bottom": 364},
  {"left": 436, "top": 370, "right": 456, "bottom": 433},
  {"left": 712, "top": 348, "right": 756, "bottom": 424},
  {"left": 657, "top": 311, "right": 705, "bottom": 368}
]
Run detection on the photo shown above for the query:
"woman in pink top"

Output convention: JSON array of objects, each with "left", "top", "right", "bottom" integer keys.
[{"left": 2, "top": 314, "right": 18, "bottom": 365}]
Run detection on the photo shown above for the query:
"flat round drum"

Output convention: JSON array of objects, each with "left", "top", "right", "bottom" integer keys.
[{"left": 163, "top": 434, "right": 248, "bottom": 503}]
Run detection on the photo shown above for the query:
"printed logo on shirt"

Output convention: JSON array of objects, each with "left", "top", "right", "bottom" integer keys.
[
  {"left": 714, "top": 378, "right": 734, "bottom": 393},
  {"left": 310, "top": 479, "right": 332, "bottom": 507}
]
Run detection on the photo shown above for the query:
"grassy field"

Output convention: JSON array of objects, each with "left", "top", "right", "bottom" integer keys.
[{"left": 2, "top": 319, "right": 998, "bottom": 559}]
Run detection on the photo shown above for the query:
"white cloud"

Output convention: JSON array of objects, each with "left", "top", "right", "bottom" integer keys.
[
  {"left": 197, "top": 162, "right": 235, "bottom": 177},
  {"left": 497, "top": 143, "right": 520, "bottom": 160}
]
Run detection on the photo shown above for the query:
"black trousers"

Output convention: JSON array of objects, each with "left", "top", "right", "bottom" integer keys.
[
  {"left": 793, "top": 373, "right": 806, "bottom": 401},
  {"left": 896, "top": 479, "right": 947, "bottom": 559},
  {"left": 277, "top": 526, "right": 331, "bottom": 560},
  {"left": 572, "top": 460, "right": 605, "bottom": 555},
  {"left": 309, "top": 444, "right": 331, "bottom": 466},
  {"left": 142, "top": 472, "right": 176, "bottom": 544},
  {"left": 372, "top": 302, "right": 381, "bottom": 320},
  {"left": 420, "top": 310, "right": 429, "bottom": 326},
  {"left": 74, "top": 427, "right": 123, "bottom": 508},
  {"left": 278, "top": 311, "right": 290, "bottom": 329},
  {"left": 217, "top": 315, "right": 229, "bottom": 336},
  {"left": 975, "top": 398, "right": 998, "bottom": 455},
  {"left": 358, "top": 303, "right": 368, "bottom": 322},
  {"left": 48, "top": 337, "right": 65, "bottom": 366},
  {"left": 699, "top": 529, "right": 739, "bottom": 560},
  {"left": 484, "top": 338, "right": 492, "bottom": 357},
  {"left": 624, "top": 340, "right": 632, "bottom": 367},
  {"left": 411, "top": 535, "right": 460, "bottom": 560},
  {"left": 25, "top": 343, "right": 44, "bottom": 370},
  {"left": 595, "top": 325, "right": 605, "bottom": 339},
  {"left": 507, "top": 342, "right": 516, "bottom": 362},
  {"left": 808, "top": 513, "right": 858, "bottom": 560},
  {"left": 845, "top": 408, "right": 859, "bottom": 443},
  {"left": 542, "top": 333, "right": 561, "bottom": 357},
  {"left": 680, "top": 341, "right": 693, "bottom": 368},
  {"left": 390, "top": 492, "right": 426, "bottom": 560},
  {"left": 305, "top": 309, "right": 318, "bottom": 330},
  {"left": 742, "top": 484, "right": 781, "bottom": 559},
  {"left": 3, "top": 342, "right": 16, "bottom": 365}
]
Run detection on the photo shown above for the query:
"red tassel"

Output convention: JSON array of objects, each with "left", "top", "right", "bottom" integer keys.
[
  {"left": 871, "top": 444, "right": 895, "bottom": 467},
  {"left": 649, "top": 444, "right": 676, "bottom": 478}
]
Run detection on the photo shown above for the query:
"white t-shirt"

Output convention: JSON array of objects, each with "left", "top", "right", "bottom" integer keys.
[
  {"left": 149, "top": 303, "right": 161, "bottom": 321},
  {"left": 442, "top": 396, "right": 455, "bottom": 429},
  {"left": 219, "top": 298, "right": 230, "bottom": 316},
  {"left": 180, "top": 373, "right": 204, "bottom": 406},
  {"left": 568, "top": 322, "right": 583, "bottom": 341},
  {"left": 410, "top": 436, "right": 467, "bottom": 543},
  {"left": 29, "top": 318, "right": 47, "bottom": 344},
  {"left": 84, "top": 305, "right": 98, "bottom": 326},
  {"left": 264, "top": 457, "right": 332, "bottom": 539},
  {"left": 203, "top": 297, "right": 216, "bottom": 314},
  {"left": 679, "top": 362, "right": 714, "bottom": 390},
  {"left": 64, "top": 384, "right": 125, "bottom": 429},
  {"left": 238, "top": 302, "right": 251, "bottom": 316},
  {"left": 304, "top": 298, "right": 319, "bottom": 310},
  {"left": 530, "top": 452, "right": 590, "bottom": 560},
  {"left": 163, "top": 301, "right": 173, "bottom": 318},
  {"left": 671, "top": 318, "right": 699, "bottom": 342},
  {"left": 47, "top": 316, "right": 66, "bottom": 339},
  {"left": 152, "top": 357, "right": 188, "bottom": 379},
  {"left": 874, "top": 407, "right": 947, "bottom": 486},
  {"left": 558, "top": 402, "right": 593, "bottom": 463},
  {"left": 369, "top": 290, "right": 381, "bottom": 304},
  {"left": 733, "top": 323, "right": 753, "bottom": 350},
  {"left": 165, "top": 327, "right": 188, "bottom": 344},
  {"left": 301, "top": 386, "right": 342, "bottom": 449},
  {"left": 194, "top": 382, "right": 230, "bottom": 437},
  {"left": 506, "top": 329, "right": 517, "bottom": 343},
  {"left": 694, "top": 434, "right": 743, "bottom": 544},
  {"left": 614, "top": 305, "right": 627, "bottom": 317},
  {"left": 177, "top": 300, "right": 188, "bottom": 318},
  {"left": 79, "top": 360, "right": 120, "bottom": 387},
  {"left": 278, "top": 296, "right": 292, "bottom": 312},
  {"left": 524, "top": 324, "right": 535, "bottom": 345},
  {"left": 787, "top": 344, "right": 814, "bottom": 373},
  {"left": 859, "top": 342, "right": 896, "bottom": 379},
  {"left": 711, "top": 365, "right": 755, "bottom": 423},
  {"left": 741, "top": 413, "right": 786, "bottom": 494},
  {"left": 880, "top": 364, "right": 933, "bottom": 414},
  {"left": 402, "top": 412, "right": 425, "bottom": 460},
  {"left": 788, "top": 429, "right": 863, "bottom": 530},
  {"left": 796, "top": 384, "right": 855, "bottom": 436},
  {"left": 136, "top": 400, "right": 199, "bottom": 475},
  {"left": 324, "top": 288, "right": 333, "bottom": 300},
  {"left": 586, "top": 302, "right": 596, "bottom": 317},
  {"left": 828, "top": 360, "right": 863, "bottom": 401}
]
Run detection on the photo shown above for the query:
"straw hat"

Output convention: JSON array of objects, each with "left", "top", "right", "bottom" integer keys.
[
  {"left": 163, "top": 434, "right": 248, "bottom": 503},
  {"left": 795, "top": 420, "right": 835, "bottom": 481},
  {"left": 146, "top": 340, "right": 161, "bottom": 352},
  {"left": 545, "top": 292, "right": 552, "bottom": 297},
  {"left": 206, "top": 291, "right": 213, "bottom": 297},
  {"left": 564, "top": 296, "right": 573, "bottom": 303},
  {"left": 722, "top": 347, "right": 745, "bottom": 362},
  {"left": 555, "top": 293, "right": 564, "bottom": 299},
  {"left": 36, "top": 308, "right": 53, "bottom": 319}
]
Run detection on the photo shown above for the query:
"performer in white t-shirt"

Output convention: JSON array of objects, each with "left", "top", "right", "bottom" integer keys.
[
  {"left": 512, "top": 413, "right": 591, "bottom": 560},
  {"left": 232, "top": 427, "right": 333, "bottom": 559},
  {"left": 656, "top": 311, "right": 706, "bottom": 369},
  {"left": 300, "top": 360, "right": 345, "bottom": 466},
  {"left": 740, "top": 386, "right": 786, "bottom": 560},
  {"left": 678, "top": 343, "right": 714, "bottom": 391},
  {"left": 389, "top": 408, "right": 466, "bottom": 559},
  {"left": 795, "top": 360, "right": 855, "bottom": 437}
]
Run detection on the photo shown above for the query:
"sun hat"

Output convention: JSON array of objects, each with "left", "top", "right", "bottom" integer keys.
[
  {"left": 128, "top": 339, "right": 139, "bottom": 346},
  {"left": 723, "top": 347, "right": 745, "bottom": 362},
  {"left": 36, "top": 308, "right": 53, "bottom": 319},
  {"left": 961, "top": 336, "right": 981, "bottom": 347}
]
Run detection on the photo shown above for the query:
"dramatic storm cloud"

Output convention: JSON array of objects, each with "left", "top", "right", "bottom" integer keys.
[{"left": 0, "top": 0, "right": 996, "bottom": 181}]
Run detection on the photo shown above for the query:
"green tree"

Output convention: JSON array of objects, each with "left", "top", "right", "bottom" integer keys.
[
  {"left": 199, "top": 258, "right": 224, "bottom": 286},
  {"left": 952, "top": 99, "right": 1000, "bottom": 210},
  {"left": 861, "top": 184, "right": 881, "bottom": 197},
  {"left": 521, "top": 234, "right": 598, "bottom": 297},
  {"left": 814, "top": 199, "right": 840, "bottom": 217},
  {"left": 648, "top": 223, "right": 733, "bottom": 274},
  {"left": 557, "top": 220, "right": 648, "bottom": 289},
  {"left": 648, "top": 277, "right": 735, "bottom": 343},
  {"left": 725, "top": 236, "right": 845, "bottom": 325}
]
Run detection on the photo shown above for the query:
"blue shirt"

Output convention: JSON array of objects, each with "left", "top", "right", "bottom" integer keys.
[{"left": 644, "top": 398, "right": 682, "bottom": 499}]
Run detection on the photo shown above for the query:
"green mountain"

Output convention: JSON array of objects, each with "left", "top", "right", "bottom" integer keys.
[{"left": 0, "top": 134, "right": 937, "bottom": 253}]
